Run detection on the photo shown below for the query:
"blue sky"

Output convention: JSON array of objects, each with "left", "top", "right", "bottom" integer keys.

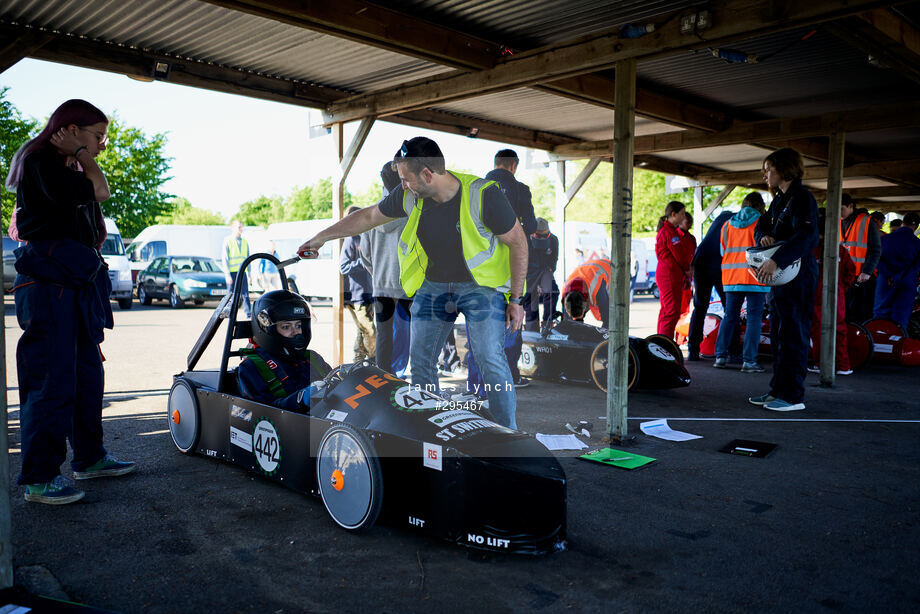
[{"left": 1, "top": 59, "right": 551, "bottom": 219}]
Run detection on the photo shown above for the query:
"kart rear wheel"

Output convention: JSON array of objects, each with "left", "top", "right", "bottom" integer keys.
[
  {"left": 316, "top": 424, "right": 383, "bottom": 533},
  {"left": 644, "top": 334, "right": 684, "bottom": 365},
  {"left": 589, "top": 340, "right": 639, "bottom": 393},
  {"left": 167, "top": 379, "right": 200, "bottom": 453}
]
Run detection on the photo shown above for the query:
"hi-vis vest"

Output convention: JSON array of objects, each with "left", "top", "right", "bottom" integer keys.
[
  {"left": 397, "top": 172, "right": 511, "bottom": 297},
  {"left": 565, "top": 259, "right": 610, "bottom": 322},
  {"left": 225, "top": 236, "right": 249, "bottom": 273},
  {"left": 720, "top": 221, "right": 766, "bottom": 291},
  {"left": 841, "top": 213, "right": 871, "bottom": 275},
  {"left": 239, "top": 347, "right": 327, "bottom": 399}
]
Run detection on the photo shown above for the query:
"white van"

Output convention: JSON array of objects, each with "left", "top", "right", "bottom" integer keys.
[
  {"left": 125, "top": 224, "right": 266, "bottom": 282},
  {"left": 261, "top": 220, "right": 336, "bottom": 299},
  {"left": 101, "top": 218, "right": 134, "bottom": 309}
]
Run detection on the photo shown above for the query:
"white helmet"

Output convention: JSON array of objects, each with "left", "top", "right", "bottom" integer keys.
[{"left": 746, "top": 241, "right": 800, "bottom": 286}]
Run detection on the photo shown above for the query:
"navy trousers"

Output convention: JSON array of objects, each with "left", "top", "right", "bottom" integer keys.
[
  {"left": 16, "top": 280, "right": 106, "bottom": 484},
  {"left": 374, "top": 296, "right": 412, "bottom": 377},
  {"left": 769, "top": 273, "right": 817, "bottom": 404},
  {"left": 688, "top": 268, "right": 725, "bottom": 352}
]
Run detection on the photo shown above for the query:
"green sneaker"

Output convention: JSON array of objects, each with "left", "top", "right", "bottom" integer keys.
[
  {"left": 73, "top": 454, "right": 136, "bottom": 480},
  {"left": 25, "top": 475, "right": 85, "bottom": 505}
]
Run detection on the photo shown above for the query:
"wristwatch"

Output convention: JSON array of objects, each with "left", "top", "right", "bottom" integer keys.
[{"left": 508, "top": 296, "right": 523, "bottom": 305}]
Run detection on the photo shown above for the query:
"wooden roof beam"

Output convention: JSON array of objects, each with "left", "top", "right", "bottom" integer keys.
[
  {"left": 13, "top": 25, "right": 575, "bottom": 152},
  {"left": 827, "top": 9, "right": 920, "bottom": 85},
  {"left": 552, "top": 102, "right": 920, "bottom": 159},
  {"left": 324, "top": 0, "right": 894, "bottom": 124},
  {"left": 696, "top": 160, "right": 920, "bottom": 186},
  {"left": 0, "top": 29, "right": 52, "bottom": 74}
]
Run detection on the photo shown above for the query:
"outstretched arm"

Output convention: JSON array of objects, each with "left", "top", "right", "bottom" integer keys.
[{"left": 298, "top": 204, "right": 394, "bottom": 257}]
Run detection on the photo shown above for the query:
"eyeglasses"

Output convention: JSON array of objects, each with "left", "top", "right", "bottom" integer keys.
[
  {"left": 81, "top": 127, "right": 108, "bottom": 146},
  {"left": 399, "top": 140, "right": 410, "bottom": 158}
]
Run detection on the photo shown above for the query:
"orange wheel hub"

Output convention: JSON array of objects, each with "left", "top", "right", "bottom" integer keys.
[
  {"left": 331, "top": 469, "right": 345, "bottom": 491},
  {"left": 172, "top": 410, "right": 181, "bottom": 424}
]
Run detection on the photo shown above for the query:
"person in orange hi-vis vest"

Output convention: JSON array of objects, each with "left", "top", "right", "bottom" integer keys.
[
  {"left": 808, "top": 209, "right": 857, "bottom": 375},
  {"left": 713, "top": 192, "right": 769, "bottom": 372},
  {"left": 655, "top": 201, "right": 690, "bottom": 338},
  {"left": 561, "top": 258, "right": 611, "bottom": 328},
  {"left": 840, "top": 193, "right": 881, "bottom": 324}
]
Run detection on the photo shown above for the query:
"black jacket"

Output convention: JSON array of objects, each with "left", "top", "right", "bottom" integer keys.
[
  {"left": 754, "top": 179, "right": 819, "bottom": 277},
  {"left": 484, "top": 168, "right": 536, "bottom": 235}
]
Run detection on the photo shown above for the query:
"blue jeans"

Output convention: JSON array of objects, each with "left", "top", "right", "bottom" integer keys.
[
  {"left": 410, "top": 280, "right": 516, "bottom": 429},
  {"left": 229, "top": 270, "right": 251, "bottom": 318},
  {"left": 716, "top": 291, "right": 766, "bottom": 364}
]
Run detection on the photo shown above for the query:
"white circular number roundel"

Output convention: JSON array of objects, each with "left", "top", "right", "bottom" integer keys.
[
  {"left": 519, "top": 345, "right": 536, "bottom": 369},
  {"left": 252, "top": 419, "right": 281, "bottom": 473},
  {"left": 393, "top": 385, "right": 443, "bottom": 411},
  {"left": 647, "top": 342, "right": 676, "bottom": 362}
]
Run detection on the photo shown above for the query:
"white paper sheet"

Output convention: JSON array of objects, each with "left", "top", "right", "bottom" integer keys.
[
  {"left": 535, "top": 433, "right": 588, "bottom": 450},
  {"left": 639, "top": 419, "right": 702, "bottom": 441}
]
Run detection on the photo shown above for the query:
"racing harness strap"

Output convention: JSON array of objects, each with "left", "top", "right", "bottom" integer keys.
[{"left": 239, "top": 347, "right": 328, "bottom": 399}]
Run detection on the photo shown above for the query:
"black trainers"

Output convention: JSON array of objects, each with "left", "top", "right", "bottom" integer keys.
[
  {"left": 73, "top": 454, "right": 137, "bottom": 480},
  {"left": 24, "top": 475, "right": 84, "bottom": 505},
  {"left": 514, "top": 377, "right": 530, "bottom": 388}
]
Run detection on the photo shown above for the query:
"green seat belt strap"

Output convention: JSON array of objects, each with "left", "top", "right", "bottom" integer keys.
[
  {"left": 307, "top": 350, "right": 327, "bottom": 378},
  {"left": 239, "top": 347, "right": 287, "bottom": 399}
]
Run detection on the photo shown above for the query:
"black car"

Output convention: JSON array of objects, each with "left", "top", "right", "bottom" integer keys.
[{"left": 137, "top": 255, "right": 228, "bottom": 308}]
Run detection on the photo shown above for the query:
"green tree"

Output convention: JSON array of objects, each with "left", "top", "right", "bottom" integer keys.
[
  {"left": 96, "top": 115, "right": 173, "bottom": 236},
  {"left": 529, "top": 174, "right": 556, "bottom": 221},
  {"left": 237, "top": 195, "right": 281, "bottom": 226},
  {"left": 156, "top": 196, "right": 225, "bottom": 225},
  {"left": 0, "top": 88, "right": 39, "bottom": 228}
]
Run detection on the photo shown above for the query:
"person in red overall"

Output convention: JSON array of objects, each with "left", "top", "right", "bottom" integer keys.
[
  {"left": 655, "top": 201, "right": 690, "bottom": 338},
  {"left": 678, "top": 213, "right": 697, "bottom": 322},
  {"left": 809, "top": 211, "right": 857, "bottom": 375}
]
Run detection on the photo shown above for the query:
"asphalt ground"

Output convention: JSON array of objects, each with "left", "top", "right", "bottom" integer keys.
[{"left": 3, "top": 294, "right": 919, "bottom": 613}]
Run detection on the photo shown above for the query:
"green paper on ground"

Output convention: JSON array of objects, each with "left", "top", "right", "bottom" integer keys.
[{"left": 579, "top": 447, "right": 656, "bottom": 470}]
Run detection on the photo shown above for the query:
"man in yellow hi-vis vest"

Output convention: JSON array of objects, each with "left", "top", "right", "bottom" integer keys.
[
  {"left": 298, "top": 137, "right": 529, "bottom": 429},
  {"left": 223, "top": 219, "right": 251, "bottom": 318}
]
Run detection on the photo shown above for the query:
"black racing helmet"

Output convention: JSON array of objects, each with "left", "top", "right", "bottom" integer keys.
[{"left": 252, "top": 290, "right": 312, "bottom": 357}]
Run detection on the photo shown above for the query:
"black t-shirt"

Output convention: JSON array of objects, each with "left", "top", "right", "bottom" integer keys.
[
  {"left": 16, "top": 147, "right": 100, "bottom": 247},
  {"left": 378, "top": 175, "right": 517, "bottom": 283}
]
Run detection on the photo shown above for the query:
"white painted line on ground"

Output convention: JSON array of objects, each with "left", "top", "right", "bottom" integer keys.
[{"left": 626, "top": 417, "right": 920, "bottom": 423}]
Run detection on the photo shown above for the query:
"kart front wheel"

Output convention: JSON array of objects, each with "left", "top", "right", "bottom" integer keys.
[
  {"left": 168, "top": 379, "right": 200, "bottom": 453},
  {"left": 589, "top": 340, "right": 639, "bottom": 393},
  {"left": 316, "top": 424, "right": 383, "bottom": 533}
]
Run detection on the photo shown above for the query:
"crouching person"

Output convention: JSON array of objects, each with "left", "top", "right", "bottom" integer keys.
[{"left": 239, "top": 290, "right": 332, "bottom": 410}]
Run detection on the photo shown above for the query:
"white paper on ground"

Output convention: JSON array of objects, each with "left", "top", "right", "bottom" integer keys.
[
  {"left": 639, "top": 419, "right": 702, "bottom": 441},
  {"left": 535, "top": 433, "right": 588, "bottom": 450}
]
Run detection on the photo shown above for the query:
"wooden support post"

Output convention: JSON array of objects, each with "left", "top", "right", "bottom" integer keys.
[
  {"left": 702, "top": 185, "right": 738, "bottom": 221},
  {"left": 606, "top": 58, "right": 636, "bottom": 443},
  {"left": 331, "top": 118, "right": 375, "bottom": 365},
  {"left": 820, "top": 131, "right": 846, "bottom": 387},
  {"left": 1, "top": 243, "right": 12, "bottom": 589},
  {"left": 693, "top": 185, "right": 704, "bottom": 239},
  {"left": 555, "top": 161, "right": 567, "bottom": 277},
  {"left": 332, "top": 123, "right": 346, "bottom": 366}
]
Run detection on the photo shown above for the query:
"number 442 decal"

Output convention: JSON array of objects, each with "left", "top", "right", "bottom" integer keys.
[{"left": 253, "top": 418, "right": 281, "bottom": 475}]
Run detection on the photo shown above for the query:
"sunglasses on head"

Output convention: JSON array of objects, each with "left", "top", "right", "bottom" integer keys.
[{"left": 399, "top": 140, "right": 411, "bottom": 158}]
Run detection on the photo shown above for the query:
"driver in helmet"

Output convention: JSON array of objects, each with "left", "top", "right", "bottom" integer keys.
[{"left": 238, "top": 290, "right": 332, "bottom": 411}]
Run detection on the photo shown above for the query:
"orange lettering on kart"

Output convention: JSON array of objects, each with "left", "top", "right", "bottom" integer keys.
[{"left": 344, "top": 385, "right": 371, "bottom": 409}]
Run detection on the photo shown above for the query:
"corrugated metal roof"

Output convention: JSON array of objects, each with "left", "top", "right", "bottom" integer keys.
[
  {"left": 637, "top": 27, "right": 920, "bottom": 118},
  {"left": 1, "top": 0, "right": 452, "bottom": 92},
  {"left": 433, "top": 88, "right": 676, "bottom": 142},
  {"left": 379, "top": 0, "right": 693, "bottom": 49}
]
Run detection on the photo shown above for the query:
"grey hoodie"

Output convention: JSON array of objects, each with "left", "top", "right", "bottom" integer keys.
[{"left": 359, "top": 217, "right": 409, "bottom": 299}]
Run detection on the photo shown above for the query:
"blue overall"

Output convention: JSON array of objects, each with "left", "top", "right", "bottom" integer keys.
[
  {"left": 14, "top": 239, "right": 114, "bottom": 485},
  {"left": 873, "top": 226, "right": 920, "bottom": 330},
  {"left": 754, "top": 179, "right": 819, "bottom": 404}
]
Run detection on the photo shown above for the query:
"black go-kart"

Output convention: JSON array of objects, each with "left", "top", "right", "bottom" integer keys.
[
  {"left": 458, "top": 316, "right": 691, "bottom": 392},
  {"left": 167, "top": 253, "right": 566, "bottom": 555}
]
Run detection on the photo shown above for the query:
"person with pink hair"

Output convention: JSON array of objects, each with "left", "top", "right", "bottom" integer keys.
[{"left": 6, "top": 99, "right": 135, "bottom": 505}]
